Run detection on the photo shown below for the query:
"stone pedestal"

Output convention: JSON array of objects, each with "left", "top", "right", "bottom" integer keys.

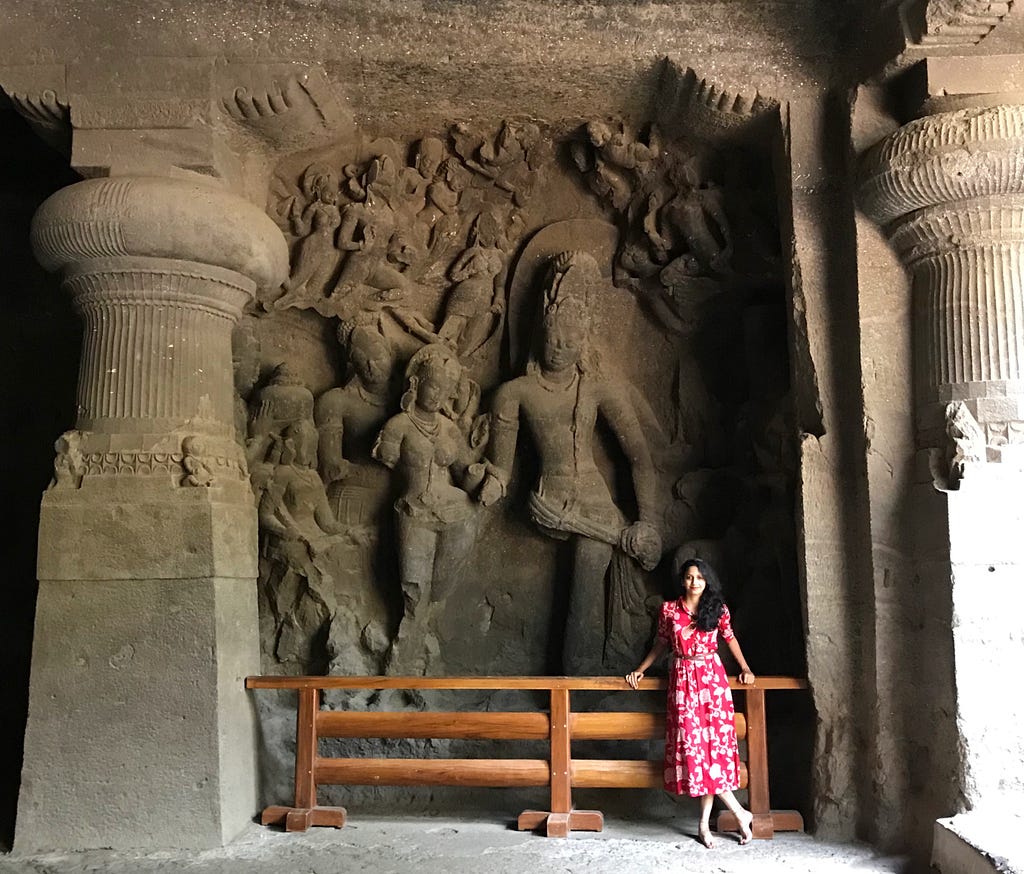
[{"left": 14, "top": 176, "right": 287, "bottom": 851}]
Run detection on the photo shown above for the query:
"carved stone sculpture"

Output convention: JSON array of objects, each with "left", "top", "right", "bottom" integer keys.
[
  {"left": 372, "top": 344, "right": 488, "bottom": 674},
  {"left": 438, "top": 210, "right": 507, "bottom": 357},
  {"left": 258, "top": 418, "right": 347, "bottom": 669},
  {"left": 50, "top": 430, "right": 85, "bottom": 490},
  {"left": 330, "top": 157, "right": 412, "bottom": 304},
  {"left": 273, "top": 163, "right": 343, "bottom": 310},
  {"left": 247, "top": 363, "right": 317, "bottom": 498},
  {"left": 315, "top": 324, "right": 395, "bottom": 527},
  {"left": 484, "top": 246, "right": 662, "bottom": 673}
]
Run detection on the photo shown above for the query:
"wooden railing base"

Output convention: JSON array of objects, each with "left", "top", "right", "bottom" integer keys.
[
  {"left": 716, "top": 809, "right": 804, "bottom": 839},
  {"left": 518, "top": 808, "right": 604, "bottom": 837},
  {"left": 261, "top": 804, "right": 347, "bottom": 832}
]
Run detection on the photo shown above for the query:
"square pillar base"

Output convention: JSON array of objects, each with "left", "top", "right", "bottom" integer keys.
[{"left": 15, "top": 575, "right": 260, "bottom": 852}]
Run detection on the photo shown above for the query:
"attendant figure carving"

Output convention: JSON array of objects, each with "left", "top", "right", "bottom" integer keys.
[
  {"left": 330, "top": 157, "right": 410, "bottom": 304},
  {"left": 315, "top": 324, "right": 395, "bottom": 529},
  {"left": 483, "top": 250, "right": 662, "bottom": 673},
  {"left": 258, "top": 418, "right": 346, "bottom": 669},
  {"left": 274, "top": 163, "right": 342, "bottom": 310},
  {"left": 645, "top": 154, "right": 733, "bottom": 277},
  {"left": 246, "top": 363, "right": 317, "bottom": 503},
  {"left": 51, "top": 430, "right": 85, "bottom": 490},
  {"left": 438, "top": 211, "right": 507, "bottom": 357},
  {"left": 372, "top": 344, "right": 488, "bottom": 674}
]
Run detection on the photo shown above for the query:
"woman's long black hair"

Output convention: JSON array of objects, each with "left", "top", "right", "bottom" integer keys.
[{"left": 670, "top": 554, "right": 726, "bottom": 632}]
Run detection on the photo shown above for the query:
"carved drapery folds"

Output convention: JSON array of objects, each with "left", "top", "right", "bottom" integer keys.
[
  {"left": 860, "top": 104, "right": 1024, "bottom": 477},
  {"left": 32, "top": 175, "right": 289, "bottom": 489}
]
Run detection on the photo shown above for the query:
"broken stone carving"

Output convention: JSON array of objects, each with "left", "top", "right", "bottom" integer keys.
[
  {"left": 373, "top": 344, "right": 488, "bottom": 675},
  {"left": 900, "top": 0, "right": 1012, "bottom": 47},
  {"left": 258, "top": 417, "right": 347, "bottom": 671},
  {"left": 50, "top": 430, "right": 85, "bottom": 490},
  {"left": 570, "top": 115, "right": 780, "bottom": 337}
]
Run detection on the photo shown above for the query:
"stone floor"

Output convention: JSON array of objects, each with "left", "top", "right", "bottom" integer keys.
[{"left": 0, "top": 814, "right": 913, "bottom": 874}]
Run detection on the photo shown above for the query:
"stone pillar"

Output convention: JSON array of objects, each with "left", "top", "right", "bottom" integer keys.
[
  {"left": 859, "top": 105, "right": 1024, "bottom": 814},
  {"left": 15, "top": 176, "right": 288, "bottom": 852},
  {"left": 860, "top": 104, "right": 1024, "bottom": 455}
]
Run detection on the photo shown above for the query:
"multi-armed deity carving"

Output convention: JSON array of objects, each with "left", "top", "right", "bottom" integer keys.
[
  {"left": 241, "top": 108, "right": 794, "bottom": 680},
  {"left": 571, "top": 118, "right": 779, "bottom": 338}
]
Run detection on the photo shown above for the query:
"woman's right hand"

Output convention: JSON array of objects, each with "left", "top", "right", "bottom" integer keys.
[{"left": 625, "top": 670, "right": 644, "bottom": 690}]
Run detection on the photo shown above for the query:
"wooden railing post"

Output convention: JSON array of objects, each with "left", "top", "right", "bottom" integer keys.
[
  {"left": 718, "top": 685, "right": 804, "bottom": 837},
  {"left": 744, "top": 686, "right": 773, "bottom": 838},
  {"left": 516, "top": 687, "right": 602, "bottom": 836},
  {"left": 260, "top": 687, "right": 346, "bottom": 831}
]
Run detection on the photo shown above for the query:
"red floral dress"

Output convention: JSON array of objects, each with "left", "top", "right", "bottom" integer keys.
[{"left": 658, "top": 599, "right": 741, "bottom": 797}]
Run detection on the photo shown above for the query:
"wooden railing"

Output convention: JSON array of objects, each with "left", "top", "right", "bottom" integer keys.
[{"left": 245, "top": 675, "right": 806, "bottom": 838}]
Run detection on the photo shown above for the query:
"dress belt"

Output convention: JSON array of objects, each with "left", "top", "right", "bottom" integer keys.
[{"left": 678, "top": 654, "right": 707, "bottom": 663}]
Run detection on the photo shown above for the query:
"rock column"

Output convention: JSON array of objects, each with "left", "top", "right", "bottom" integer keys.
[
  {"left": 860, "top": 104, "right": 1024, "bottom": 457},
  {"left": 859, "top": 105, "right": 1024, "bottom": 814},
  {"left": 15, "top": 175, "right": 288, "bottom": 851}
]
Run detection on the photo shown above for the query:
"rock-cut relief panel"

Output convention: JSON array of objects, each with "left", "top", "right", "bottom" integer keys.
[{"left": 237, "top": 115, "right": 799, "bottom": 682}]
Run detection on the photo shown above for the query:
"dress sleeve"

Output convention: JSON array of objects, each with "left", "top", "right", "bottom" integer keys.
[
  {"left": 656, "top": 601, "right": 672, "bottom": 643},
  {"left": 718, "top": 605, "right": 735, "bottom": 642}
]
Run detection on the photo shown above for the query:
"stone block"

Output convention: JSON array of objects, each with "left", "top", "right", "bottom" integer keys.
[
  {"left": 37, "top": 487, "right": 257, "bottom": 581},
  {"left": 14, "top": 576, "right": 260, "bottom": 852},
  {"left": 932, "top": 812, "right": 1024, "bottom": 874}
]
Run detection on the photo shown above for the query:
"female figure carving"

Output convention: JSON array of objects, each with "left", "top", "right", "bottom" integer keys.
[{"left": 372, "top": 344, "right": 488, "bottom": 673}]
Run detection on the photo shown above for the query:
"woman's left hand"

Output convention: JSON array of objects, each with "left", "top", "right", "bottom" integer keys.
[{"left": 738, "top": 670, "right": 755, "bottom": 685}]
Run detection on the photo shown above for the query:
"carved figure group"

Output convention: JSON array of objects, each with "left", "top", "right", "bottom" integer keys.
[{"left": 245, "top": 118, "right": 790, "bottom": 683}]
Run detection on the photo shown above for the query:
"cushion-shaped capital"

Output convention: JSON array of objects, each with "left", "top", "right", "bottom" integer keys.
[
  {"left": 859, "top": 104, "right": 1024, "bottom": 227},
  {"left": 31, "top": 176, "right": 288, "bottom": 290}
]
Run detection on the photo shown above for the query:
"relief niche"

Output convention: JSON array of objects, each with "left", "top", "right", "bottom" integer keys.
[{"left": 233, "top": 103, "right": 800, "bottom": 687}]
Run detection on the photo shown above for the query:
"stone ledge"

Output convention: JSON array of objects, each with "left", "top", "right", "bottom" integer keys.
[{"left": 933, "top": 813, "right": 1024, "bottom": 874}]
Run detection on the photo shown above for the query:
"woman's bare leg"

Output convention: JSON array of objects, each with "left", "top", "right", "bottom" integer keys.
[
  {"left": 697, "top": 794, "right": 715, "bottom": 848},
  {"left": 717, "top": 790, "right": 753, "bottom": 844}
]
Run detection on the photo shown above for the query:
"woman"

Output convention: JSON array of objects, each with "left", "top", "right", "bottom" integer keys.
[{"left": 626, "top": 555, "right": 756, "bottom": 848}]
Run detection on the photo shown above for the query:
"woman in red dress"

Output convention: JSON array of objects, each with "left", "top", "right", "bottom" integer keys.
[{"left": 626, "top": 556, "right": 756, "bottom": 848}]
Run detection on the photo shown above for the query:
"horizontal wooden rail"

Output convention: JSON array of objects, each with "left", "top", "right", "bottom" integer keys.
[
  {"left": 316, "top": 757, "right": 551, "bottom": 787},
  {"left": 318, "top": 710, "right": 551, "bottom": 740},
  {"left": 570, "top": 759, "right": 749, "bottom": 789},
  {"left": 569, "top": 711, "right": 746, "bottom": 740},
  {"left": 246, "top": 675, "right": 807, "bottom": 691},
  {"left": 247, "top": 675, "right": 808, "bottom": 839}
]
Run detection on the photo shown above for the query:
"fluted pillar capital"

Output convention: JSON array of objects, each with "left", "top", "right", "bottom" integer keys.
[
  {"left": 31, "top": 175, "right": 288, "bottom": 492},
  {"left": 860, "top": 104, "right": 1024, "bottom": 228},
  {"left": 859, "top": 104, "right": 1024, "bottom": 468},
  {"left": 31, "top": 175, "right": 288, "bottom": 287}
]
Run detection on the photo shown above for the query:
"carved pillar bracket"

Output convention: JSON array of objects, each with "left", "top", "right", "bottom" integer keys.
[
  {"left": 860, "top": 104, "right": 1024, "bottom": 461},
  {"left": 31, "top": 175, "right": 288, "bottom": 487}
]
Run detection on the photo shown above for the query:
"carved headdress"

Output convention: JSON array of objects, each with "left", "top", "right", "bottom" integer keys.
[
  {"left": 401, "top": 343, "right": 464, "bottom": 417},
  {"left": 542, "top": 250, "right": 600, "bottom": 319},
  {"left": 505, "top": 219, "right": 618, "bottom": 372},
  {"left": 527, "top": 250, "right": 602, "bottom": 375}
]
